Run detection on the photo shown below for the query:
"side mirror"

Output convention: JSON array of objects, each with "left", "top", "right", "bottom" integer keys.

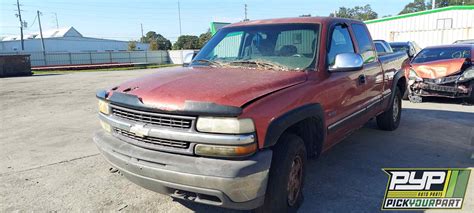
[
  {"left": 183, "top": 52, "right": 195, "bottom": 67},
  {"left": 329, "top": 53, "right": 364, "bottom": 72}
]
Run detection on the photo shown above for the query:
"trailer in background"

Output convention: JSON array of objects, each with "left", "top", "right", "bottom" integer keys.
[{"left": 0, "top": 55, "right": 32, "bottom": 77}]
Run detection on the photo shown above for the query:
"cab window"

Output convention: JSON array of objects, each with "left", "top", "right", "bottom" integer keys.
[
  {"left": 327, "top": 25, "right": 355, "bottom": 66},
  {"left": 352, "top": 24, "right": 376, "bottom": 63}
]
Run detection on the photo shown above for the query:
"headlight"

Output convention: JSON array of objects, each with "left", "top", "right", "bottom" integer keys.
[
  {"left": 196, "top": 117, "right": 255, "bottom": 134},
  {"left": 98, "top": 99, "right": 110, "bottom": 115},
  {"left": 459, "top": 67, "right": 474, "bottom": 81},
  {"left": 408, "top": 69, "right": 420, "bottom": 80},
  {"left": 195, "top": 143, "right": 257, "bottom": 158},
  {"left": 99, "top": 120, "right": 111, "bottom": 132}
]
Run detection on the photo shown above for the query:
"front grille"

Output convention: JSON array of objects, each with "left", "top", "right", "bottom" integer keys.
[
  {"left": 114, "top": 128, "right": 190, "bottom": 149},
  {"left": 111, "top": 105, "right": 194, "bottom": 129},
  {"left": 423, "top": 75, "right": 460, "bottom": 84}
]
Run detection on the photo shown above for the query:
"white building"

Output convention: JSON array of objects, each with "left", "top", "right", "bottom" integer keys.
[
  {"left": 366, "top": 5, "right": 474, "bottom": 48},
  {"left": 0, "top": 27, "right": 148, "bottom": 52}
]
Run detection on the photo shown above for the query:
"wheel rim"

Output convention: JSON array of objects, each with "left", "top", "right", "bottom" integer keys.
[
  {"left": 287, "top": 155, "right": 303, "bottom": 206},
  {"left": 392, "top": 96, "right": 400, "bottom": 122}
]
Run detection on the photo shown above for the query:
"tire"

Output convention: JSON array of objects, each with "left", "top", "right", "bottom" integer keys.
[
  {"left": 377, "top": 87, "right": 402, "bottom": 131},
  {"left": 465, "top": 82, "right": 474, "bottom": 104},
  {"left": 254, "top": 134, "right": 307, "bottom": 213}
]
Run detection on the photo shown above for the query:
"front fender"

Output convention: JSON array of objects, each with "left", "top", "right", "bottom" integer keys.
[{"left": 263, "top": 104, "right": 325, "bottom": 148}]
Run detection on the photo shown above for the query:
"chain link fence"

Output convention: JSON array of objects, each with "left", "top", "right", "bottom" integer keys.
[{"left": 1, "top": 51, "right": 170, "bottom": 67}]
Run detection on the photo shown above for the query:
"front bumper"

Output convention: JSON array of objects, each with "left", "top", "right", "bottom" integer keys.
[
  {"left": 93, "top": 131, "right": 272, "bottom": 210},
  {"left": 409, "top": 76, "right": 472, "bottom": 98}
]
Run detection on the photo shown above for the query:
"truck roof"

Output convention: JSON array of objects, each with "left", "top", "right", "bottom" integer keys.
[{"left": 225, "top": 16, "right": 364, "bottom": 28}]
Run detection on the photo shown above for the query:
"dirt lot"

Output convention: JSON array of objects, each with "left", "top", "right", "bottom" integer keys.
[{"left": 1, "top": 68, "right": 473, "bottom": 212}]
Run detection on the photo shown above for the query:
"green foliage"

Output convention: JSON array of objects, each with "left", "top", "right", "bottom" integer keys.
[
  {"left": 149, "top": 40, "right": 158, "bottom": 51},
  {"left": 399, "top": 0, "right": 429, "bottom": 14},
  {"left": 198, "top": 30, "right": 212, "bottom": 48},
  {"left": 330, "top": 4, "right": 378, "bottom": 21},
  {"left": 127, "top": 41, "right": 137, "bottom": 51},
  {"left": 141, "top": 31, "right": 172, "bottom": 50},
  {"left": 172, "top": 35, "right": 200, "bottom": 50},
  {"left": 399, "top": 0, "right": 473, "bottom": 15}
]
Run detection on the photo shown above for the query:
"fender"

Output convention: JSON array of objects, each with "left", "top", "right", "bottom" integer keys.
[
  {"left": 386, "top": 69, "right": 406, "bottom": 108},
  {"left": 263, "top": 103, "right": 325, "bottom": 148}
]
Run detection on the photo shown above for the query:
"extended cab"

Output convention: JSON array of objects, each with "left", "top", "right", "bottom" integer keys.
[{"left": 94, "top": 17, "right": 408, "bottom": 212}]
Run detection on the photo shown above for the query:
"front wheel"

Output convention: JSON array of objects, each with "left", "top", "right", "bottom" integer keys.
[
  {"left": 254, "top": 134, "right": 307, "bottom": 213},
  {"left": 377, "top": 87, "right": 402, "bottom": 131},
  {"left": 465, "top": 82, "right": 474, "bottom": 104}
]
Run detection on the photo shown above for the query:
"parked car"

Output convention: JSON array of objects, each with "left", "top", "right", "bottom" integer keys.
[
  {"left": 374, "top": 40, "right": 394, "bottom": 55},
  {"left": 390, "top": 41, "right": 421, "bottom": 58},
  {"left": 453, "top": 39, "right": 474, "bottom": 45},
  {"left": 407, "top": 44, "right": 473, "bottom": 103},
  {"left": 94, "top": 17, "right": 408, "bottom": 212}
]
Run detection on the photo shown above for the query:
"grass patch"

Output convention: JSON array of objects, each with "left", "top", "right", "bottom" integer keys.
[{"left": 33, "top": 64, "right": 180, "bottom": 75}]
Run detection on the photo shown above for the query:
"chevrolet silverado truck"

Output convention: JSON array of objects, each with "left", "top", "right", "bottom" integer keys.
[
  {"left": 407, "top": 44, "right": 474, "bottom": 103},
  {"left": 94, "top": 17, "right": 408, "bottom": 212}
]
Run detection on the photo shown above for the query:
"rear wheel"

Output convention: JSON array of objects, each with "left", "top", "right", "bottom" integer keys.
[
  {"left": 377, "top": 87, "right": 402, "bottom": 131},
  {"left": 254, "top": 134, "right": 307, "bottom": 213}
]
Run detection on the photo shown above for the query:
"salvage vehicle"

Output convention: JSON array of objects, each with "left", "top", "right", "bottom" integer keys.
[
  {"left": 407, "top": 44, "right": 473, "bottom": 103},
  {"left": 94, "top": 17, "right": 408, "bottom": 212},
  {"left": 453, "top": 39, "right": 474, "bottom": 45},
  {"left": 390, "top": 41, "right": 421, "bottom": 59},
  {"left": 374, "top": 40, "right": 394, "bottom": 55}
]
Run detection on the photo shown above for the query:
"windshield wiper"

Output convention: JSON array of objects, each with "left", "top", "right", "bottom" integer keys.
[
  {"left": 228, "top": 60, "right": 288, "bottom": 71},
  {"left": 194, "top": 59, "right": 224, "bottom": 67}
]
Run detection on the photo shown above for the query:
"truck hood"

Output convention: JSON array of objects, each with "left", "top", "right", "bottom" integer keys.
[
  {"left": 411, "top": 58, "right": 466, "bottom": 79},
  {"left": 108, "top": 67, "right": 307, "bottom": 111}
]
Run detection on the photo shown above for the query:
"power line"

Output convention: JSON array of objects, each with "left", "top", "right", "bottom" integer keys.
[{"left": 53, "top": 12, "right": 59, "bottom": 29}]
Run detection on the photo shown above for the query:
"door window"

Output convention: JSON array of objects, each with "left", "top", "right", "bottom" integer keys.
[
  {"left": 327, "top": 25, "right": 355, "bottom": 66},
  {"left": 352, "top": 24, "right": 376, "bottom": 63}
]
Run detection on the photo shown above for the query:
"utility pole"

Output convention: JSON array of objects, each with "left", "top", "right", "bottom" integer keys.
[
  {"left": 140, "top": 23, "right": 144, "bottom": 39},
  {"left": 16, "top": 0, "right": 24, "bottom": 50},
  {"left": 178, "top": 1, "right": 183, "bottom": 62},
  {"left": 53, "top": 12, "right": 59, "bottom": 29},
  {"left": 432, "top": 0, "right": 436, "bottom": 9},
  {"left": 244, "top": 4, "right": 248, "bottom": 21},
  {"left": 178, "top": 1, "right": 182, "bottom": 37},
  {"left": 37, "top": 10, "right": 46, "bottom": 52}
]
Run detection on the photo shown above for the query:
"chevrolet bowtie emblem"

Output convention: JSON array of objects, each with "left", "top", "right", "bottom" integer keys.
[{"left": 129, "top": 124, "right": 150, "bottom": 137}]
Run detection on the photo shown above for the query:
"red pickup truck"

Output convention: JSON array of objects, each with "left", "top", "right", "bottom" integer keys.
[{"left": 94, "top": 17, "right": 408, "bottom": 212}]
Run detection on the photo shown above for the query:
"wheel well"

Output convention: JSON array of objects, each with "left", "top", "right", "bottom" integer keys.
[
  {"left": 397, "top": 76, "right": 407, "bottom": 95},
  {"left": 283, "top": 117, "right": 324, "bottom": 159}
]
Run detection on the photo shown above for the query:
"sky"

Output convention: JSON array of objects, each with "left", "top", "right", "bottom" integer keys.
[{"left": 0, "top": 0, "right": 413, "bottom": 42}]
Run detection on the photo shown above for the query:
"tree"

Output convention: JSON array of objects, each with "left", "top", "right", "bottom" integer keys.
[
  {"left": 399, "top": 0, "right": 428, "bottom": 14},
  {"left": 149, "top": 40, "right": 158, "bottom": 51},
  {"left": 330, "top": 4, "right": 378, "bottom": 21},
  {"left": 172, "top": 35, "right": 200, "bottom": 50},
  {"left": 140, "top": 31, "right": 172, "bottom": 50},
  {"left": 399, "top": 0, "right": 472, "bottom": 15},
  {"left": 128, "top": 41, "right": 137, "bottom": 51},
  {"left": 198, "top": 30, "right": 212, "bottom": 48}
]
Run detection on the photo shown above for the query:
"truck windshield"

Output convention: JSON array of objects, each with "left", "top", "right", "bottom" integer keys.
[
  {"left": 412, "top": 47, "right": 471, "bottom": 63},
  {"left": 191, "top": 24, "right": 320, "bottom": 71}
]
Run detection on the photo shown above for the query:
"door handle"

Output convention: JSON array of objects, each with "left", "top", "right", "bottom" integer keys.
[{"left": 358, "top": 74, "right": 366, "bottom": 84}]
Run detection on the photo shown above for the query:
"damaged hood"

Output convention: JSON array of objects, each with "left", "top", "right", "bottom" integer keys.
[
  {"left": 411, "top": 58, "right": 466, "bottom": 79},
  {"left": 108, "top": 67, "right": 307, "bottom": 111}
]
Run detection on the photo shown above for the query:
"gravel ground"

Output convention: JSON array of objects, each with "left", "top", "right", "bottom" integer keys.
[{"left": 0, "top": 68, "right": 473, "bottom": 212}]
